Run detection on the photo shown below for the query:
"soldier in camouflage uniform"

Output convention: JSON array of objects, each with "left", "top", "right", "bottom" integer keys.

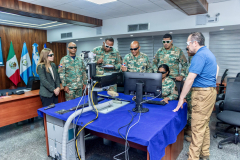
[
  {"left": 153, "top": 34, "right": 188, "bottom": 81},
  {"left": 185, "top": 47, "right": 194, "bottom": 142},
  {"left": 121, "top": 41, "right": 153, "bottom": 73},
  {"left": 92, "top": 37, "right": 121, "bottom": 92},
  {"left": 158, "top": 64, "right": 178, "bottom": 103},
  {"left": 59, "top": 42, "right": 87, "bottom": 101}
]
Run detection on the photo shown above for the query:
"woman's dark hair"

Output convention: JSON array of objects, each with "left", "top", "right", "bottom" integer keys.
[{"left": 158, "top": 64, "right": 170, "bottom": 76}]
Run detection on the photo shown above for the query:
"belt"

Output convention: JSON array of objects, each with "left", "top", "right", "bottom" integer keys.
[{"left": 191, "top": 87, "right": 215, "bottom": 91}]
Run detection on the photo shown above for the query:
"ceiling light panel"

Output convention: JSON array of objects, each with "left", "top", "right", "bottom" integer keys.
[{"left": 87, "top": 0, "right": 117, "bottom": 5}]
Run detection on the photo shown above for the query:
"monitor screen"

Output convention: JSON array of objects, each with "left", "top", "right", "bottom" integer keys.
[{"left": 124, "top": 72, "right": 162, "bottom": 97}]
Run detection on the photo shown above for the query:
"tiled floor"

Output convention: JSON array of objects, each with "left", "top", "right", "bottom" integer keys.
[{"left": 0, "top": 113, "right": 239, "bottom": 160}]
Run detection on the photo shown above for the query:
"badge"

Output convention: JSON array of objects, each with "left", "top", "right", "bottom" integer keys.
[{"left": 59, "top": 64, "right": 62, "bottom": 68}]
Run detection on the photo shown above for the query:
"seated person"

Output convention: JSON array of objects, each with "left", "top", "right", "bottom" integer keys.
[{"left": 158, "top": 64, "right": 178, "bottom": 103}]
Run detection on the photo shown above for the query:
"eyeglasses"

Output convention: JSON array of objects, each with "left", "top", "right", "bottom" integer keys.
[
  {"left": 186, "top": 41, "right": 192, "bottom": 46},
  {"left": 105, "top": 43, "right": 113, "bottom": 49},
  {"left": 186, "top": 41, "right": 199, "bottom": 46},
  {"left": 48, "top": 54, "right": 54, "bottom": 57},
  {"left": 68, "top": 46, "right": 77, "bottom": 49},
  {"left": 162, "top": 40, "right": 171, "bottom": 44},
  {"left": 130, "top": 47, "right": 139, "bottom": 51},
  {"left": 157, "top": 71, "right": 167, "bottom": 74}
]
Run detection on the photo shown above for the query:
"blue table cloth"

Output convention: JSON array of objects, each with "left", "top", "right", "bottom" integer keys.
[{"left": 38, "top": 91, "right": 187, "bottom": 160}]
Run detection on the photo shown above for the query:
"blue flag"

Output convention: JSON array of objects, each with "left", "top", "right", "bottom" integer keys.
[
  {"left": 44, "top": 43, "right": 47, "bottom": 48},
  {"left": 32, "top": 43, "right": 39, "bottom": 77},
  {"left": 20, "top": 42, "right": 33, "bottom": 85},
  {"left": 0, "top": 38, "right": 3, "bottom": 66}
]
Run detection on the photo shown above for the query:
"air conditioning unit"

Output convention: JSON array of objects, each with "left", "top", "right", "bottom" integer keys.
[
  {"left": 61, "top": 32, "right": 72, "bottom": 39},
  {"left": 128, "top": 23, "right": 149, "bottom": 32}
]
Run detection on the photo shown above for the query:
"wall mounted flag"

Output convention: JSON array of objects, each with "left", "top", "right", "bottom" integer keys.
[
  {"left": 32, "top": 43, "right": 39, "bottom": 77},
  {"left": 20, "top": 42, "right": 33, "bottom": 85},
  {"left": 6, "top": 42, "right": 20, "bottom": 86},
  {"left": 0, "top": 37, "right": 3, "bottom": 66}
]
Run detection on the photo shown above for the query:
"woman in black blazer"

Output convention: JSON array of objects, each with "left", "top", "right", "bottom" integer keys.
[{"left": 37, "top": 48, "right": 60, "bottom": 107}]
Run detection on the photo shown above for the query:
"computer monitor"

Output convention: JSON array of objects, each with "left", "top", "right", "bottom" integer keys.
[{"left": 124, "top": 72, "right": 162, "bottom": 113}]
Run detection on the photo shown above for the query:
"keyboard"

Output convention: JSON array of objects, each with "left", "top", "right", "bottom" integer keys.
[{"left": 144, "top": 100, "right": 167, "bottom": 105}]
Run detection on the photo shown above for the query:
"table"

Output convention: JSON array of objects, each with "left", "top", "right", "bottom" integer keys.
[
  {"left": 38, "top": 92, "right": 187, "bottom": 160},
  {"left": 0, "top": 89, "right": 65, "bottom": 128}
]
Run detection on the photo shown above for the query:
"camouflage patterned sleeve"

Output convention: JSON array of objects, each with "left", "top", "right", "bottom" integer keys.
[
  {"left": 58, "top": 58, "right": 66, "bottom": 87},
  {"left": 152, "top": 52, "right": 159, "bottom": 73},
  {"left": 165, "top": 78, "right": 178, "bottom": 100},
  {"left": 92, "top": 48, "right": 98, "bottom": 64},
  {"left": 82, "top": 61, "right": 87, "bottom": 85},
  {"left": 146, "top": 56, "right": 153, "bottom": 73},
  {"left": 179, "top": 49, "right": 188, "bottom": 77},
  {"left": 114, "top": 52, "right": 121, "bottom": 70}
]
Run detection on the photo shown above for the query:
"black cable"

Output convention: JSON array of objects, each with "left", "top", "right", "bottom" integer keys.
[
  {"left": 115, "top": 110, "right": 138, "bottom": 160},
  {"left": 118, "top": 110, "right": 137, "bottom": 139}
]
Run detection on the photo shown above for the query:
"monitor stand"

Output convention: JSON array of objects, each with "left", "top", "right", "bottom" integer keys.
[{"left": 132, "top": 83, "right": 149, "bottom": 113}]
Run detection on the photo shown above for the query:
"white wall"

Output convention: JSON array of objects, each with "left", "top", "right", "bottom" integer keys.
[
  {"left": 102, "top": 0, "right": 240, "bottom": 36},
  {"left": 47, "top": 0, "right": 240, "bottom": 42}
]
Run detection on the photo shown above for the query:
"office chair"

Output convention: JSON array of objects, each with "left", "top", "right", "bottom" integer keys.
[
  {"left": 215, "top": 78, "right": 239, "bottom": 127},
  {"left": 216, "top": 75, "right": 240, "bottom": 102},
  {"left": 26, "top": 76, "right": 40, "bottom": 89},
  {"left": 213, "top": 80, "right": 240, "bottom": 149},
  {"left": 216, "top": 69, "right": 228, "bottom": 101},
  {"left": 174, "top": 80, "right": 184, "bottom": 100},
  {"left": 236, "top": 72, "right": 240, "bottom": 78}
]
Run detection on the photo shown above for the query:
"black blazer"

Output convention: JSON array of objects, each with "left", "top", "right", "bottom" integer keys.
[{"left": 37, "top": 63, "right": 60, "bottom": 98}]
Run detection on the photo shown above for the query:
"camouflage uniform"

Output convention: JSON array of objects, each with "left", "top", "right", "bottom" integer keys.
[
  {"left": 58, "top": 55, "right": 87, "bottom": 101},
  {"left": 122, "top": 52, "right": 153, "bottom": 73},
  {"left": 186, "top": 56, "right": 193, "bottom": 126},
  {"left": 162, "top": 77, "right": 178, "bottom": 100},
  {"left": 92, "top": 46, "right": 122, "bottom": 92},
  {"left": 153, "top": 45, "right": 188, "bottom": 78}
]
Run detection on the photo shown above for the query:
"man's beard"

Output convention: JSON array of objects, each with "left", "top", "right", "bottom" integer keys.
[{"left": 188, "top": 50, "right": 196, "bottom": 56}]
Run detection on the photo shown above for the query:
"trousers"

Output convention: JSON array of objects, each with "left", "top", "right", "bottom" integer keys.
[{"left": 188, "top": 87, "right": 217, "bottom": 160}]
